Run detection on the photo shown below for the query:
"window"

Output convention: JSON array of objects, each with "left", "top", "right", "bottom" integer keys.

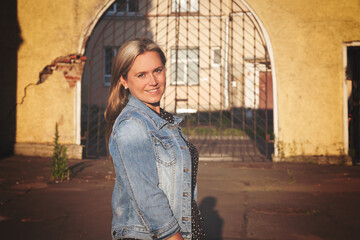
[
  {"left": 104, "top": 46, "right": 119, "bottom": 87},
  {"left": 172, "top": 0, "right": 199, "bottom": 13},
  {"left": 211, "top": 47, "right": 221, "bottom": 67},
  {"left": 171, "top": 48, "right": 199, "bottom": 85},
  {"left": 106, "top": 0, "right": 139, "bottom": 16}
]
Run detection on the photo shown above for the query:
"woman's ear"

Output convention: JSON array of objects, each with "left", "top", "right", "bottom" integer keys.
[{"left": 120, "top": 76, "right": 128, "bottom": 89}]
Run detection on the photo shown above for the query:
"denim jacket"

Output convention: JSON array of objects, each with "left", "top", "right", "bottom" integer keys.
[{"left": 109, "top": 95, "right": 193, "bottom": 240}]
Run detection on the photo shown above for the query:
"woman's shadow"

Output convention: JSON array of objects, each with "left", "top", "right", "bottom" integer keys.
[{"left": 199, "top": 196, "right": 223, "bottom": 240}]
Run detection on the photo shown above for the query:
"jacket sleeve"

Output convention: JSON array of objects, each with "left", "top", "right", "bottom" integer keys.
[{"left": 111, "top": 117, "right": 181, "bottom": 239}]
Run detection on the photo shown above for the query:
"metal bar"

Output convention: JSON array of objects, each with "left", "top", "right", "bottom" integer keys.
[
  {"left": 224, "top": 14, "right": 230, "bottom": 110},
  {"left": 144, "top": 0, "right": 149, "bottom": 36},
  {"left": 163, "top": 0, "right": 170, "bottom": 109},
  {"left": 186, "top": 2, "right": 189, "bottom": 129},
  {"left": 253, "top": 25, "right": 257, "bottom": 150},
  {"left": 86, "top": 62, "right": 92, "bottom": 157},
  {"left": 265, "top": 49, "right": 269, "bottom": 157},
  {"left": 96, "top": 33, "right": 105, "bottom": 157},
  {"left": 242, "top": 13, "right": 245, "bottom": 133},
  {"left": 155, "top": 0, "right": 159, "bottom": 42},
  {"left": 208, "top": 0, "right": 212, "bottom": 127},
  {"left": 219, "top": 0, "right": 224, "bottom": 158},
  {"left": 230, "top": 3, "right": 235, "bottom": 158},
  {"left": 197, "top": 1, "right": 200, "bottom": 126},
  {"left": 174, "top": 0, "right": 181, "bottom": 114}
]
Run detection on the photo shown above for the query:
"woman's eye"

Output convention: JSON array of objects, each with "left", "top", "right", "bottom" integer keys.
[
  {"left": 137, "top": 73, "right": 145, "bottom": 78},
  {"left": 154, "top": 68, "right": 163, "bottom": 73}
]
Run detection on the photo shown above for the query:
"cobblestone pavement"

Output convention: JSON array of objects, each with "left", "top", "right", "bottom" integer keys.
[{"left": 1, "top": 155, "right": 360, "bottom": 240}]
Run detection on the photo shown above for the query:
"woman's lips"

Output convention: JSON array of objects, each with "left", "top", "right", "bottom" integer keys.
[{"left": 146, "top": 88, "right": 160, "bottom": 93}]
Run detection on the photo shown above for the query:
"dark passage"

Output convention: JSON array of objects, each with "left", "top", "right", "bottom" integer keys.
[
  {"left": 0, "top": 1, "right": 22, "bottom": 158},
  {"left": 347, "top": 46, "right": 360, "bottom": 164}
]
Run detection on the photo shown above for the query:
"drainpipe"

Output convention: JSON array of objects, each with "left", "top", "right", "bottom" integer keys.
[{"left": 224, "top": 14, "right": 230, "bottom": 109}]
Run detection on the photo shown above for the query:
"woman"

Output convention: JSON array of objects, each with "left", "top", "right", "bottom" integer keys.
[{"left": 104, "top": 38, "right": 204, "bottom": 240}]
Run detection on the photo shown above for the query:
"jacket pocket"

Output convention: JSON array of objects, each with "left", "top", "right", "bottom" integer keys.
[{"left": 151, "top": 134, "right": 177, "bottom": 166}]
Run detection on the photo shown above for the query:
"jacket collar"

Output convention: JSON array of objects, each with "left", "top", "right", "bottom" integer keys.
[{"left": 126, "top": 95, "right": 182, "bottom": 129}]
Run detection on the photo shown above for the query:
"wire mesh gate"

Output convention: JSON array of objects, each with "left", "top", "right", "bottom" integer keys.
[{"left": 81, "top": 0, "right": 274, "bottom": 160}]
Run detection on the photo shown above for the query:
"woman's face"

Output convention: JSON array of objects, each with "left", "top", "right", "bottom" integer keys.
[{"left": 121, "top": 51, "right": 166, "bottom": 112}]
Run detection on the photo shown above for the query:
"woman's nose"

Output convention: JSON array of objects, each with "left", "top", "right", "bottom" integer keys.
[{"left": 148, "top": 74, "right": 158, "bottom": 86}]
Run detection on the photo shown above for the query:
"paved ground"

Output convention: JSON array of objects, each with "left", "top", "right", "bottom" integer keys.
[{"left": 1, "top": 155, "right": 360, "bottom": 240}]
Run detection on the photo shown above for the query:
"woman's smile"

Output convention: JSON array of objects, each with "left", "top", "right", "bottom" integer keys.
[{"left": 146, "top": 87, "right": 160, "bottom": 93}]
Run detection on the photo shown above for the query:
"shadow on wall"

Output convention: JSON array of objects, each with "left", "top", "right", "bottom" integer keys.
[
  {"left": 0, "top": 1, "right": 22, "bottom": 159},
  {"left": 199, "top": 196, "right": 224, "bottom": 240}
]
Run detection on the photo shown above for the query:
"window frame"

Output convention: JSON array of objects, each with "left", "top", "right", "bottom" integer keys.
[
  {"left": 105, "top": 0, "right": 140, "bottom": 17},
  {"left": 171, "top": 47, "right": 199, "bottom": 86},
  {"left": 103, "top": 46, "right": 119, "bottom": 87},
  {"left": 211, "top": 47, "right": 221, "bottom": 68},
  {"left": 171, "top": 0, "right": 199, "bottom": 14}
]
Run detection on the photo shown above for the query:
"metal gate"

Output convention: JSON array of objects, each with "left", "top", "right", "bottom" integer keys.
[{"left": 81, "top": 0, "right": 274, "bottom": 160}]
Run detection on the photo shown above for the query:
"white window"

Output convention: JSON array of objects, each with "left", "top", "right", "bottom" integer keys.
[
  {"left": 171, "top": 48, "right": 199, "bottom": 86},
  {"left": 104, "top": 46, "right": 119, "bottom": 87},
  {"left": 211, "top": 47, "right": 221, "bottom": 67},
  {"left": 106, "top": 0, "right": 139, "bottom": 16},
  {"left": 172, "top": 0, "right": 199, "bottom": 13}
]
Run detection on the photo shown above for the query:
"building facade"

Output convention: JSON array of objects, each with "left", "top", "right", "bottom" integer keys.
[{"left": 15, "top": 0, "right": 360, "bottom": 164}]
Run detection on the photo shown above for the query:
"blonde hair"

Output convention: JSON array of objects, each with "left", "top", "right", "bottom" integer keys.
[{"left": 104, "top": 38, "right": 166, "bottom": 145}]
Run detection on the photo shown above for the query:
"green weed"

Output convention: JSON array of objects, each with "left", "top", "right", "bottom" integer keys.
[{"left": 51, "top": 123, "right": 70, "bottom": 182}]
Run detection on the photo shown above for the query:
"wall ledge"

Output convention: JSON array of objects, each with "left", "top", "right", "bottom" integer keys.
[
  {"left": 272, "top": 154, "right": 353, "bottom": 166},
  {"left": 15, "top": 142, "right": 83, "bottom": 160}
]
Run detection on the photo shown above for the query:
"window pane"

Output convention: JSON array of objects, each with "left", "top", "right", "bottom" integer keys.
[
  {"left": 189, "top": 0, "right": 199, "bottom": 12},
  {"left": 178, "top": 49, "right": 187, "bottom": 59},
  {"left": 188, "top": 61, "right": 199, "bottom": 85},
  {"left": 171, "top": 48, "right": 198, "bottom": 85},
  {"left": 171, "top": 63, "right": 176, "bottom": 84},
  {"left": 128, "top": 0, "right": 139, "bottom": 12},
  {"left": 172, "top": 0, "right": 189, "bottom": 12},
  {"left": 177, "top": 63, "right": 185, "bottom": 84},
  {"left": 116, "top": 0, "right": 127, "bottom": 12},
  {"left": 171, "top": 49, "right": 175, "bottom": 60},
  {"left": 213, "top": 48, "right": 221, "bottom": 65},
  {"left": 104, "top": 75, "right": 111, "bottom": 86},
  {"left": 104, "top": 47, "right": 114, "bottom": 75},
  {"left": 188, "top": 49, "right": 198, "bottom": 59},
  {"left": 172, "top": 49, "right": 187, "bottom": 59},
  {"left": 171, "top": 62, "right": 185, "bottom": 85},
  {"left": 179, "top": 0, "right": 188, "bottom": 12},
  {"left": 171, "top": 0, "right": 178, "bottom": 12}
]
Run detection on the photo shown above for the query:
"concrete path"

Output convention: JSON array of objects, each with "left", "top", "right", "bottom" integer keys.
[{"left": 0, "top": 156, "right": 360, "bottom": 240}]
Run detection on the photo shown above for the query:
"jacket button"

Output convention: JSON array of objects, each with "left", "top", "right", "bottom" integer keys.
[
  {"left": 183, "top": 168, "right": 190, "bottom": 172},
  {"left": 183, "top": 192, "right": 190, "bottom": 197},
  {"left": 182, "top": 217, "right": 190, "bottom": 221}
]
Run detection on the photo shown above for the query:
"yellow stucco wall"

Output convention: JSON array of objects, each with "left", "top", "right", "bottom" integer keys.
[
  {"left": 16, "top": 0, "right": 111, "bottom": 158},
  {"left": 247, "top": 0, "right": 360, "bottom": 157},
  {"left": 16, "top": 0, "right": 360, "bottom": 160}
]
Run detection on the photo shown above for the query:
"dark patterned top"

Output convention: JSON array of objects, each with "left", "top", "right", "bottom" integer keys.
[{"left": 158, "top": 109, "right": 205, "bottom": 240}]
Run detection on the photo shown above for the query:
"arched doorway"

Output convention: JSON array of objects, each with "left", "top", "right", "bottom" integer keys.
[{"left": 81, "top": 0, "right": 274, "bottom": 161}]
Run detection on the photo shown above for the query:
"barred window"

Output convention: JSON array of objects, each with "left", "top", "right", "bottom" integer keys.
[
  {"left": 172, "top": 0, "right": 199, "bottom": 13},
  {"left": 106, "top": 0, "right": 139, "bottom": 15},
  {"left": 171, "top": 48, "right": 199, "bottom": 86},
  {"left": 211, "top": 47, "right": 221, "bottom": 67},
  {"left": 104, "top": 46, "right": 119, "bottom": 87}
]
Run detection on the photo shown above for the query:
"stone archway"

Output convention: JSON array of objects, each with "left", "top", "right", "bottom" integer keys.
[{"left": 79, "top": 0, "right": 277, "bottom": 160}]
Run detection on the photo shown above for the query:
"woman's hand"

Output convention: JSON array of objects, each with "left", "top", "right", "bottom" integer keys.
[{"left": 167, "top": 232, "right": 184, "bottom": 240}]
